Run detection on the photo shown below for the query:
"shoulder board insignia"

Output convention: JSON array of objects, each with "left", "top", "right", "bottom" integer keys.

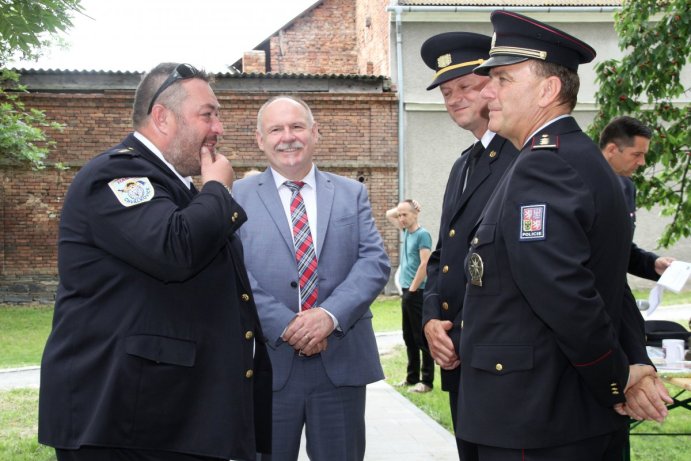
[
  {"left": 531, "top": 134, "right": 559, "bottom": 150},
  {"left": 108, "top": 147, "right": 138, "bottom": 157},
  {"left": 108, "top": 177, "right": 155, "bottom": 207}
]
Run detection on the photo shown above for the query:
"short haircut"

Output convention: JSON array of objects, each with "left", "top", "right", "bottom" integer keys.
[
  {"left": 256, "top": 95, "right": 315, "bottom": 133},
  {"left": 529, "top": 60, "right": 580, "bottom": 112},
  {"left": 598, "top": 116, "right": 653, "bottom": 149},
  {"left": 401, "top": 199, "right": 419, "bottom": 212},
  {"left": 132, "top": 62, "right": 212, "bottom": 128}
]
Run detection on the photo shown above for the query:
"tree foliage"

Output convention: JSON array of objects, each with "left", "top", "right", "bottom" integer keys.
[
  {"left": 0, "top": 0, "right": 83, "bottom": 169},
  {"left": 588, "top": 0, "right": 690, "bottom": 248}
]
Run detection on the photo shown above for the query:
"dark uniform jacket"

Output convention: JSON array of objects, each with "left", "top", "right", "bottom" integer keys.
[
  {"left": 458, "top": 117, "right": 632, "bottom": 449},
  {"left": 423, "top": 134, "right": 518, "bottom": 392},
  {"left": 38, "top": 134, "right": 272, "bottom": 460},
  {"left": 619, "top": 177, "right": 659, "bottom": 364},
  {"left": 620, "top": 176, "right": 660, "bottom": 280}
]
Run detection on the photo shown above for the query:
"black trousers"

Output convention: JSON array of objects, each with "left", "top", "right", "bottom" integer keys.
[
  {"left": 401, "top": 288, "right": 434, "bottom": 387},
  {"left": 449, "top": 390, "right": 463, "bottom": 459},
  {"left": 457, "top": 425, "right": 628, "bottom": 461},
  {"left": 55, "top": 447, "right": 225, "bottom": 461}
]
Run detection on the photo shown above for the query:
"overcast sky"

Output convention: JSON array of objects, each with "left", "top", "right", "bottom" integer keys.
[{"left": 9, "top": 0, "right": 318, "bottom": 72}]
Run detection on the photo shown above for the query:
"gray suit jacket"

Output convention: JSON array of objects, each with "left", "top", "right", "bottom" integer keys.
[{"left": 233, "top": 167, "right": 389, "bottom": 390}]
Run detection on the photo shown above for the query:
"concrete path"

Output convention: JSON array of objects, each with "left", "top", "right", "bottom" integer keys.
[{"left": 0, "top": 365, "right": 40, "bottom": 391}]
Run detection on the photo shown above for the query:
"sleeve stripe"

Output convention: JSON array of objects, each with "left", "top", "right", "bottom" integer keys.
[{"left": 573, "top": 349, "right": 612, "bottom": 367}]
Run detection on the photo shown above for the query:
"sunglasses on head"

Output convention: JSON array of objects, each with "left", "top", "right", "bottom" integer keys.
[{"left": 147, "top": 63, "right": 201, "bottom": 114}]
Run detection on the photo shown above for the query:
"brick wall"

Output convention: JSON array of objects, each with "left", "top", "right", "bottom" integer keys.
[
  {"left": 269, "top": 0, "right": 359, "bottom": 74},
  {"left": 261, "top": 0, "right": 390, "bottom": 76},
  {"left": 355, "top": 0, "right": 391, "bottom": 76},
  {"left": 242, "top": 50, "right": 267, "bottom": 74},
  {"left": 0, "top": 85, "right": 399, "bottom": 303}
]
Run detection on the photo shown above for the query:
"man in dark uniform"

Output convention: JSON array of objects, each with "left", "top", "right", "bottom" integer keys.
[
  {"left": 456, "top": 12, "right": 668, "bottom": 460},
  {"left": 599, "top": 116, "right": 675, "bottom": 280},
  {"left": 419, "top": 32, "right": 518, "bottom": 455},
  {"left": 598, "top": 114, "right": 675, "bottom": 461},
  {"left": 39, "top": 63, "right": 271, "bottom": 461}
]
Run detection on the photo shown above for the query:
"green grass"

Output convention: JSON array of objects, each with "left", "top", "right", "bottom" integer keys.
[
  {"left": 370, "top": 295, "right": 401, "bottom": 332},
  {"left": 0, "top": 306, "right": 53, "bottom": 369},
  {"left": 0, "top": 389, "right": 55, "bottom": 461},
  {"left": 631, "top": 289, "right": 691, "bottom": 306},
  {"left": 381, "top": 344, "right": 454, "bottom": 431}
]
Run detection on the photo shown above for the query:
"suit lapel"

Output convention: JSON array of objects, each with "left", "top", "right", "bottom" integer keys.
[
  {"left": 450, "top": 136, "right": 505, "bottom": 223},
  {"left": 315, "top": 168, "right": 334, "bottom": 259},
  {"left": 256, "top": 171, "right": 296, "bottom": 254}
]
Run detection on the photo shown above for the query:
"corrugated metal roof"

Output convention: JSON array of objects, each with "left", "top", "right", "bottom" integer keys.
[
  {"left": 397, "top": 1, "right": 621, "bottom": 6},
  {"left": 13, "top": 68, "right": 392, "bottom": 93},
  {"left": 226, "top": 71, "right": 387, "bottom": 80},
  {"left": 11, "top": 68, "right": 387, "bottom": 80},
  {"left": 9, "top": 68, "right": 143, "bottom": 75}
]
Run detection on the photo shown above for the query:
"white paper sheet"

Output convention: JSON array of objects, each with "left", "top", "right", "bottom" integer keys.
[
  {"left": 656, "top": 260, "right": 691, "bottom": 293},
  {"left": 645, "top": 260, "right": 690, "bottom": 318},
  {"left": 646, "top": 285, "right": 663, "bottom": 317}
]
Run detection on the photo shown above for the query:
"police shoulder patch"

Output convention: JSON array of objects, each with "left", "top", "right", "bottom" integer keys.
[
  {"left": 108, "top": 177, "right": 154, "bottom": 207},
  {"left": 519, "top": 204, "right": 547, "bottom": 241},
  {"left": 531, "top": 134, "right": 559, "bottom": 150}
]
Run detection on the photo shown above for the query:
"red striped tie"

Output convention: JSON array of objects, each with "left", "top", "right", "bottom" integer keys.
[{"left": 285, "top": 181, "right": 318, "bottom": 311}]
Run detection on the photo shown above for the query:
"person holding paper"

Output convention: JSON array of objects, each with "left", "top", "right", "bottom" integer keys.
[{"left": 599, "top": 116, "right": 675, "bottom": 279}]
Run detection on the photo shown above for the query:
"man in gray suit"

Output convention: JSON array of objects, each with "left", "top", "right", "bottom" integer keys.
[{"left": 233, "top": 95, "right": 390, "bottom": 461}]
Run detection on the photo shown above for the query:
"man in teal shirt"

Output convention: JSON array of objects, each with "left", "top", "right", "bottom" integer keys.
[{"left": 386, "top": 199, "right": 434, "bottom": 392}]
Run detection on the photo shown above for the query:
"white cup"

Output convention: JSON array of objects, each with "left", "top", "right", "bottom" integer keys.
[{"left": 662, "top": 339, "right": 685, "bottom": 368}]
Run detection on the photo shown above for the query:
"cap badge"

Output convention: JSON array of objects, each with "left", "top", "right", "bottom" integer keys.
[
  {"left": 468, "top": 253, "right": 484, "bottom": 287},
  {"left": 437, "top": 53, "right": 452, "bottom": 69}
]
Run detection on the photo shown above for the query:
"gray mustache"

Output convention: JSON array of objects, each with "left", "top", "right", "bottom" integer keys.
[{"left": 277, "top": 142, "right": 304, "bottom": 151}]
